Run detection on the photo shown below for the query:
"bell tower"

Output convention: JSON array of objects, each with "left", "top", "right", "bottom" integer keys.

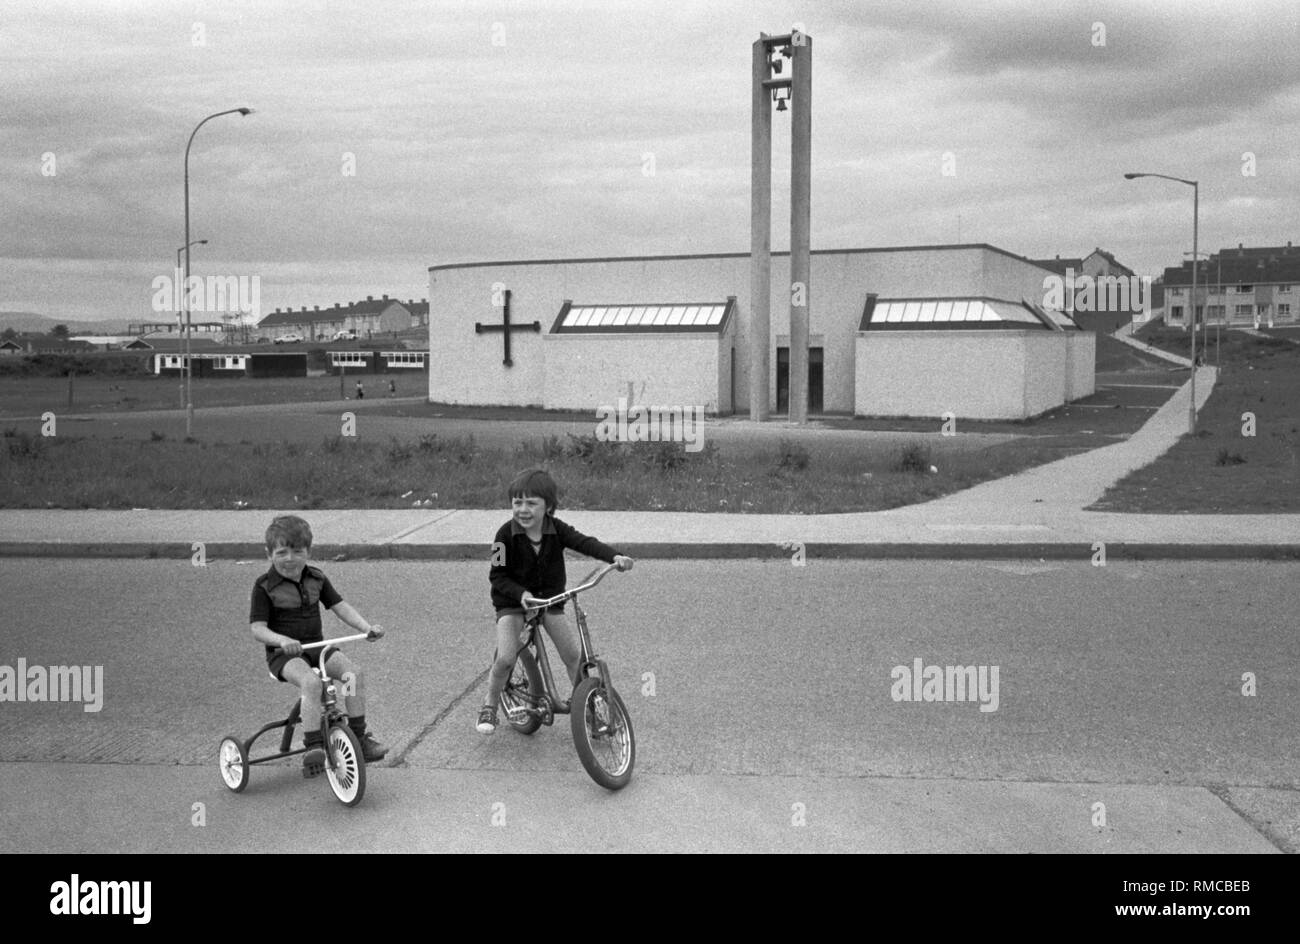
[{"left": 750, "top": 30, "right": 811, "bottom": 422}]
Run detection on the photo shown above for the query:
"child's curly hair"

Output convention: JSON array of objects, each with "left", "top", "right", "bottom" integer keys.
[
  {"left": 265, "top": 514, "right": 313, "bottom": 552},
  {"left": 508, "top": 468, "right": 558, "bottom": 514}
]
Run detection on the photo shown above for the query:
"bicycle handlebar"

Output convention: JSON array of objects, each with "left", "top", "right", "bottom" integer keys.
[{"left": 524, "top": 563, "right": 620, "bottom": 611}]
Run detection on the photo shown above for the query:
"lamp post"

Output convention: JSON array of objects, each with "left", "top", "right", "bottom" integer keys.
[
  {"left": 176, "top": 239, "right": 207, "bottom": 408},
  {"left": 1125, "top": 172, "right": 1198, "bottom": 434},
  {"left": 184, "top": 108, "right": 252, "bottom": 436},
  {"left": 1185, "top": 250, "right": 1221, "bottom": 367}
]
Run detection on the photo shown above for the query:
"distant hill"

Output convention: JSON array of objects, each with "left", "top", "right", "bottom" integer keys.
[{"left": 0, "top": 312, "right": 133, "bottom": 335}]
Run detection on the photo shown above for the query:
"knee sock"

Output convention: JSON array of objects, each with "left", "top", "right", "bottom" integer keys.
[
  {"left": 349, "top": 715, "right": 366, "bottom": 737},
  {"left": 304, "top": 729, "right": 323, "bottom": 749}
]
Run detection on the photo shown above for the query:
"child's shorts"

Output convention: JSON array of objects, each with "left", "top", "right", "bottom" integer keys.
[
  {"left": 495, "top": 603, "right": 565, "bottom": 621},
  {"left": 267, "top": 645, "right": 326, "bottom": 681}
]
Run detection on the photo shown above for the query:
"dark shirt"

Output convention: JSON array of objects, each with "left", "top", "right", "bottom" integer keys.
[
  {"left": 250, "top": 564, "right": 342, "bottom": 657},
  {"left": 489, "top": 515, "right": 620, "bottom": 609}
]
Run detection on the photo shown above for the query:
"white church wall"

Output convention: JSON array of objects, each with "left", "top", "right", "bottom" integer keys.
[
  {"left": 1064, "top": 331, "right": 1096, "bottom": 401},
  {"left": 431, "top": 245, "right": 1071, "bottom": 414},
  {"left": 431, "top": 257, "right": 738, "bottom": 407},
  {"left": 1022, "top": 332, "right": 1065, "bottom": 417},
  {"left": 768, "top": 247, "right": 992, "bottom": 413},
  {"left": 541, "top": 334, "right": 723, "bottom": 413},
  {"left": 981, "top": 250, "right": 1064, "bottom": 309},
  {"left": 855, "top": 331, "right": 1032, "bottom": 419}
]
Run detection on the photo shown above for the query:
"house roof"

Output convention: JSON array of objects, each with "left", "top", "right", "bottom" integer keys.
[
  {"left": 257, "top": 295, "right": 412, "bottom": 328},
  {"left": 124, "top": 337, "right": 221, "bottom": 351},
  {"left": 8, "top": 333, "right": 96, "bottom": 351},
  {"left": 1162, "top": 246, "right": 1300, "bottom": 286},
  {"left": 1086, "top": 248, "right": 1134, "bottom": 275}
]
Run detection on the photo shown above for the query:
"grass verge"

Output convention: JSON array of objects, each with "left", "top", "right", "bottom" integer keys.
[
  {"left": 1089, "top": 333, "right": 1300, "bottom": 513},
  {"left": 0, "top": 429, "right": 1091, "bottom": 513}
]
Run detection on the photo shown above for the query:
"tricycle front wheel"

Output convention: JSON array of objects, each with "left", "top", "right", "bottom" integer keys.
[{"left": 325, "top": 724, "right": 366, "bottom": 807}]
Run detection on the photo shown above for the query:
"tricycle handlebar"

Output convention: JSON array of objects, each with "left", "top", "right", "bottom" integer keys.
[{"left": 273, "top": 632, "right": 376, "bottom": 655}]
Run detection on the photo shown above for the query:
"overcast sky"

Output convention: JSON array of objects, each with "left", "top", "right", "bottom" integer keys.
[{"left": 3, "top": 0, "right": 1297, "bottom": 323}]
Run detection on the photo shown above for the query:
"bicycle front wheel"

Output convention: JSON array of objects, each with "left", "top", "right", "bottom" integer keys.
[
  {"left": 570, "top": 677, "right": 635, "bottom": 790},
  {"left": 501, "top": 647, "right": 543, "bottom": 735}
]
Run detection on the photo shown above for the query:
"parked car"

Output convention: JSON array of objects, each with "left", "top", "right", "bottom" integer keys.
[
  {"left": 274, "top": 333, "right": 304, "bottom": 344},
  {"left": 333, "top": 329, "right": 358, "bottom": 341}
]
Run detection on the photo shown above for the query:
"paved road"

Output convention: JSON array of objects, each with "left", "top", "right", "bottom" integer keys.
[{"left": 1, "top": 559, "right": 1294, "bottom": 852}]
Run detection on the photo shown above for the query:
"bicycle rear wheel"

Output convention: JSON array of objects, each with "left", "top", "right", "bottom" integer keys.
[
  {"left": 501, "top": 647, "right": 543, "bottom": 735},
  {"left": 570, "top": 677, "right": 635, "bottom": 790}
]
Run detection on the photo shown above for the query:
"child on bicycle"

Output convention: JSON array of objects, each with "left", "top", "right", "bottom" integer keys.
[
  {"left": 249, "top": 514, "right": 389, "bottom": 769},
  {"left": 478, "top": 468, "right": 633, "bottom": 734}
]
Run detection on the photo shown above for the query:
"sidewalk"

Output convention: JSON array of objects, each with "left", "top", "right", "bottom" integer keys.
[{"left": 2, "top": 364, "right": 1297, "bottom": 560}]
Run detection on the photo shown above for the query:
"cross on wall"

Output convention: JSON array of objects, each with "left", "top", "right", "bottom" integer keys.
[{"left": 474, "top": 289, "right": 540, "bottom": 367}]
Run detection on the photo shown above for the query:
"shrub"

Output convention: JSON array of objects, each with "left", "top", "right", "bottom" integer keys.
[
  {"left": 775, "top": 438, "right": 810, "bottom": 471},
  {"left": 5, "top": 430, "right": 45, "bottom": 459},
  {"left": 539, "top": 434, "right": 565, "bottom": 461},
  {"left": 386, "top": 439, "right": 413, "bottom": 464},
  {"left": 641, "top": 440, "right": 688, "bottom": 472},
  {"left": 895, "top": 441, "right": 932, "bottom": 474}
]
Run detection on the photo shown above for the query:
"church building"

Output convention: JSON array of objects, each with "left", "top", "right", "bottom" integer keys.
[{"left": 427, "top": 243, "right": 1094, "bottom": 420}]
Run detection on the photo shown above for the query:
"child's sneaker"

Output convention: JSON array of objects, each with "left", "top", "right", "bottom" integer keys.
[
  {"left": 302, "top": 748, "right": 325, "bottom": 778},
  {"left": 357, "top": 732, "right": 388, "bottom": 763},
  {"left": 476, "top": 704, "right": 498, "bottom": 734}
]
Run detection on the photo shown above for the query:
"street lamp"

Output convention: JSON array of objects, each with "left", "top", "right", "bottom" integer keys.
[
  {"left": 184, "top": 107, "right": 252, "bottom": 436},
  {"left": 1185, "top": 250, "right": 1220, "bottom": 367},
  {"left": 176, "top": 239, "right": 207, "bottom": 409},
  {"left": 1125, "top": 171, "right": 1199, "bottom": 434}
]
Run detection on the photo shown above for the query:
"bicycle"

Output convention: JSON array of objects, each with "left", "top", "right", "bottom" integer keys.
[
  {"left": 497, "top": 563, "right": 635, "bottom": 790},
  {"left": 218, "top": 632, "right": 379, "bottom": 807}
]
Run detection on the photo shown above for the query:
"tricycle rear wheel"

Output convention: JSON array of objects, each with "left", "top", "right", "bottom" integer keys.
[{"left": 218, "top": 735, "right": 249, "bottom": 793}]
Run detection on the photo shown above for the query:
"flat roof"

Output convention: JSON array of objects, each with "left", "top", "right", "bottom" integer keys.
[{"left": 429, "top": 243, "right": 1046, "bottom": 274}]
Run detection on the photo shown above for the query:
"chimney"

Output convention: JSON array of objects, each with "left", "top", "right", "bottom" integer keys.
[
  {"left": 382, "top": 294, "right": 388, "bottom": 300},
  {"left": 367, "top": 295, "right": 373, "bottom": 302},
  {"left": 314, "top": 305, "right": 320, "bottom": 311}
]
